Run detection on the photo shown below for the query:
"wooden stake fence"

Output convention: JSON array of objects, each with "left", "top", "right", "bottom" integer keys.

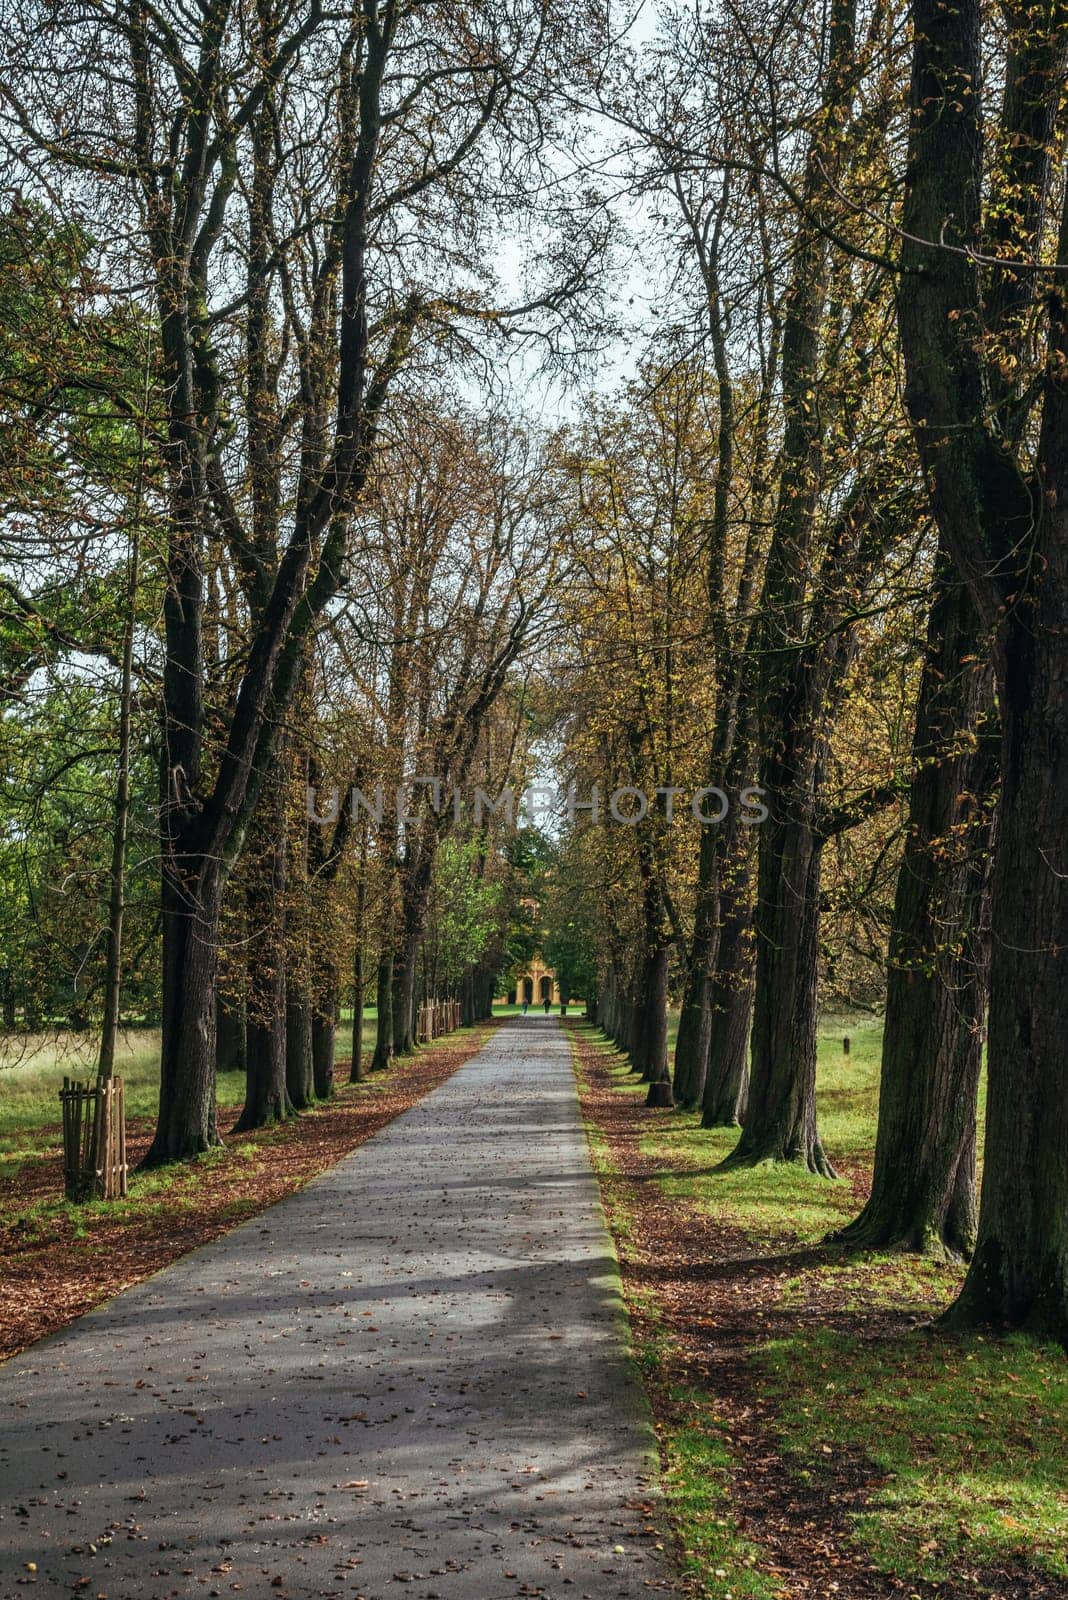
[
  {"left": 59, "top": 1076, "right": 128, "bottom": 1202},
  {"left": 415, "top": 999, "right": 462, "bottom": 1044}
]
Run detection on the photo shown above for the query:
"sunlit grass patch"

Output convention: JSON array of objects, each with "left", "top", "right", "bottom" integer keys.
[
  {"left": 776, "top": 1252, "right": 960, "bottom": 1314},
  {"left": 664, "top": 1385, "right": 783, "bottom": 1600},
  {"left": 762, "top": 1325, "right": 1068, "bottom": 1582},
  {"left": 640, "top": 1112, "right": 857, "bottom": 1241},
  {"left": 627, "top": 1014, "right": 882, "bottom": 1241},
  {"left": 569, "top": 1026, "right": 782, "bottom": 1598},
  {"left": 0, "top": 1029, "right": 165, "bottom": 1136},
  {"left": 0, "top": 1015, "right": 396, "bottom": 1157},
  {"left": 575, "top": 1010, "right": 1065, "bottom": 1590}
]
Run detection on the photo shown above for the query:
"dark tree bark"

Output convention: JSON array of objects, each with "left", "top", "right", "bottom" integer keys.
[
  {"left": 392, "top": 945, "right": 419, "bottom": 1055},
  {"left": 642, "top": 943, "right": 673, "bottom": 1107},
  {"left": 701, "top": 833, "right": 754, "bottom": 1127},
  {"left": 392, "top": 850, "right": 434, "bottom": 1055},
  {"left": 238, "top": 960, "right": 289, "bottom": 1131},
  {"left": 285, "top": 976, "right": 315, "bottom": 1111},
  {"left": 124, "top": 0, "right": 454, "bottom": 1164},
  {"left": 630, "top": 831, "right": 673, "bottom": 1105},
  {"left": 350, "top": 937, "right": 367, "bottom": 1083},
  {"left": 370, "top": 946, "right": 395, "bottom": 1072},
  {"left": 670, "top": 166, "right": 741, "bottom": 1114},
  {"left": 233, "top": 774, "right": 292, "bottom": 1133},
  {"left": 728, "top": 799, "right": 832, "bottom": 1171},
  {"left": 347, "top": 797, "right": 370, "bottom": 1082},
  {"left": 837, "top": 564, "right": 996, "bottom": 1257},
  {"left": 154, "top": 863, "right": 224, "bottom": 1157},
  {"left": 628, "top": 949, "right": 651, "bottom": 1076},
  {"left": 897, "top": 0, "right": 1068, "bottom": 1336},
  {"left": 97, "top": 520, "right": 140, "bottom": 1082},
  {"left": 301, "top": 760, "right": 348, "bottom": 1102},
  {"left": 721, "top": 0, "right": 863, "bottom": 1176},
  {"left": 312, "top": 958, "right": 338, "bottom": 1100},
  {"left": 215, "top": 990, "right": 247, "bottom": 1077},
  {"left": 672, "top": 825, "right": 719, "bottom": 1107},
  {"left": 460, "top": 970, "right": 476, "bottom": 1027},
  {"left": 285, "top": 740, "right": 315, "bottom": 1111}
]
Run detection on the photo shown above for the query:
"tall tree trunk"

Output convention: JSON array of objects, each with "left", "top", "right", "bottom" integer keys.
[
  {"left": 350, "top": 943, "right": 367, "bottom": 1083},
  {"left": 349, "top": 811, "right": 369, "bottom": 1082},
  {"left": 726, "top": 797, "right": 831, "bottom": 1172},
  {"left": 721, "top": 0, "right": 858, "bottom": 1177},
  {"left": 392, "top": 847, "right": 435, "bottom": 1054},
  {"left": 238, "top": 950, "right": 289, "bottom": 1131},
  {"left": 701, "top": 836, "right": 754, "bottom": 1128},
  {"left": 632, "top": 839, "right": 673, "bottom": 1104},
  {"left": 672, "top": 828, "right": 720, "bottom": 1107},
  {"left": 896, "top": 0, "right": 1068, "bottom": 1336},
  {"left": 629, "top": 947, "right": 651, "bottom": 1076},
  {"left": 312, "top": 955, "right": 338, "bottom": 1100},
  {"left": 285, "top": 972, "right": 315, "bottom": 1110},
  {"left": 949, "top": 621, "right": 1068, "bottom": 1334},
  {"left": 642, "top": 943, "right": 673, "bottom": 1107},
  {"left": 285, "top": 739, "right": 314, "bottom": 1110},
  {"left": 371, "top": 946, "right": 394, "bottom": 1072},
  {"left": 140, "top": 315, "right": 223, "bottom": 1168},
  {"left": 837, "top": 566, "right": 995, "bottom": 1257},
  {"left": 391, "top": 938, "right": 419, "bottom": 1056},
  {"left": 233, "top": 774, "right": 292, "bottom": 1132},
  {"left": 144, "top": 864, "right": 223, "bottom": 1163}
]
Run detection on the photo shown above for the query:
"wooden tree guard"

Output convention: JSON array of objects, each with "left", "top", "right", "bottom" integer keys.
[
  {"left": 59, "top": 1076, "right": 128, "bottom": 1202},
  {"left": 416, "top": 999, "right": 462, "bottom": 1044}
]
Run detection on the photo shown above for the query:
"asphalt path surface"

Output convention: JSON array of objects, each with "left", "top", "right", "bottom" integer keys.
[{"left": 0, "top": 1018, "right": 676, "bottom": 1600}]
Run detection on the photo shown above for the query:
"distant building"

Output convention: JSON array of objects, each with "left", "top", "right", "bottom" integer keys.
[
  {"left": 495, "top": 897, "right": 581, "bottom": 1006},
  {"left": 497, "top": 955, "right": 562, "bottom": 1007}
]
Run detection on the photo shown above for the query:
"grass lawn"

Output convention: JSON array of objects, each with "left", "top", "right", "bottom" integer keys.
[
  {"left": 0, "top": 1015, "right": 383, "bottom": 1183},
  {"left": 572, "top": 1015, "right": 1068, "bottom": 1595}
]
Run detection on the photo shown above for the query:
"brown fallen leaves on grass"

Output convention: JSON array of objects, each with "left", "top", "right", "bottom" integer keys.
[
  {"left": 570, "top": 1031, "right": 1061, "bottom": 1600},
  {"left": 0, "top": 1027, "right": 492, "bottom": 1364}
]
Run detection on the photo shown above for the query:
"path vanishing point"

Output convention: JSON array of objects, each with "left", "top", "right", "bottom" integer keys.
[{"left": 0, "top": 1018, "right": 677, "bottom": 1600}]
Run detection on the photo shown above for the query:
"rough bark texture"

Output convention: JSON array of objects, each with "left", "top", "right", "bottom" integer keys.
[
  {"left": 957, "top": 620, "right": 1068, "bottom": 1338},
  {"left": 350, "top": 942, "right": 367, "bottom": 1083},
  {"left": 672, "top": 827, "right": 719, "bottom": 1107},
  {"left": 898, "top": 0, "right": 1068, "bottom": 1338},
  {"left": 371, "top": 948, "right": 394, "bottom": 1073},
  {"left": 312, "top": 957, "right": 338, "bottom": 1100},
  {"left": 701, "top": 840, "right": 754, "bottom": 1128},
  {"left": 285, "top": 979, "right": 315, "bottom": 1111},
  {"left": 642, "top": 943, "right": 674, "bottom": 1108},
  {"left": 628, "top": 819, "right": 673, "bottom": 1103},
  {"left": 237, "top": 960, "right": 290, "bottom": 1132},
  {"left": 723, "top": 0, "right": 857, "bottom": 1177},
  {"left": 392, "top": 847, "right": 435, "bottom": 1055},
  {"left": 232, "top": 780, "right": 292, "bottom": 1133},
  {"left": 146, "top": 867, "right": 223, "bottom": 1163},
  {"left": 729, "top": 810, "right": 832, "bottom": 1173},
  {"left": 391, "top": 939, "right": 420, "bottom": 1057},
  {"left": 134, "top": 5, "right": 418, "bottom": 1166},
  {"left": 838, "top": 566, "right": 995, "bottom": 1258}
]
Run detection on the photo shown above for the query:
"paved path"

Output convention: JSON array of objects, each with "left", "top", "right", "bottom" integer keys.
[{"left": 0, "top": 1019, "right": 675, "bottom": 1600}]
